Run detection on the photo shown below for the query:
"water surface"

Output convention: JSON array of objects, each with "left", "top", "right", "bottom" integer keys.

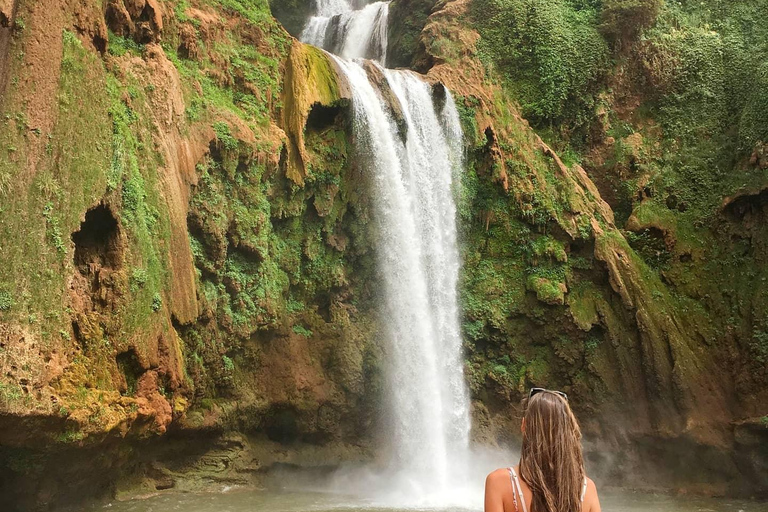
[{"left": 82, "top": 489, "right": 768, "bottom": 512}]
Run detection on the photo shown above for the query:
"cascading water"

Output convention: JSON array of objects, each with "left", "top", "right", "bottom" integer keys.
[
  {"left": 300, "top": 1, "right": 478, "bottom": 507},
  {"left": 301, "top": 0, "right": 390, "bottom": 62},
  {"left": 333, "top": 57, "right": 472, "bottom": 497}
]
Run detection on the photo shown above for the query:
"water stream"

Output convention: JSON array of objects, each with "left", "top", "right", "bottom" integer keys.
[
  {"left": 301, "top": 0, "right": 390, "bottom": 61},
  {"left": 300, "top": 0, "right": 474, "bottom": 505}
]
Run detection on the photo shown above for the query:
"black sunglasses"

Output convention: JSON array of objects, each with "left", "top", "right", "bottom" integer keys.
[{"left": 529, "top": 387, "right": 568, "bottom": 401}]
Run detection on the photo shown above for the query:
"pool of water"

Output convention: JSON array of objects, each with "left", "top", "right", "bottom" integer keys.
[{"left": 81, "top": 488, "right": 768, "bottom": 512}]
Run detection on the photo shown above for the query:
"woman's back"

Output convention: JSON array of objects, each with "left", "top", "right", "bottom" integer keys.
[
  {"left": 483, "top": 389, "right": 602, "bottom": 512},
  {"left": 484, "top": 466, "right": 601, "bottom": 512}
]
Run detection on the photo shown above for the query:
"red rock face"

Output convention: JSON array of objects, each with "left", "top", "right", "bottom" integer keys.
[{"left": 105, "top": 0, "right": 163, "bottom": 44}]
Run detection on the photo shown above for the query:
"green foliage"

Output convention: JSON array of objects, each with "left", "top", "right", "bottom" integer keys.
[
  {"left": 635, "top": 2, "right": 768, "bottom": 220},
  {"left": 56, "top": 428, "right": 86, "bottom": 444},
  {"left": 625, "top": 229, "right": 670, "bottom": 270},
  {"left": 0, "top": 382, "right": 23, "bottom": 405},
  {"left": 0, "top": 290, "right": 12, "bottom": 311},
  {"left": 292, "top": 325, "right": 313, "bottom": 338},
  {"left": 42, "top": 203, "right": 67, "bottom": 256},
  {"left": 473, "top": 0, "right": 610, "bottom": 134},
  {"left": 751, "top": 329, "right": 768, "bottom": 364},
  {"left": 174, "top": 0, "right": 200, "bottom": 26},
  {"left": 151, "top": 293, "right": 162, "bottom": 312},
  {"left": 130, "top": 268, "right": 148, "bottom": 291},
  {"left": 13, "top": 16, "right": 26, "bottom": 32},
  {"left": 162, "top": 16, "right": 285, "bottom": 128},
  {"left": 107, "top": 32, "right": 144, "bottom": 57},
  {"left": 105, "top": 72, "right": 170, "bottom": 331},
  {"left": 387, "top": 0, "right": 436, "bottom": 68},
  {"left": 213, "top": 122, "right": 239, "bottom": 151}
]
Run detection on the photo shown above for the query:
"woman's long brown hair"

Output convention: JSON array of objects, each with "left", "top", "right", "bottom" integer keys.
[{"left": 519, "top": 391, "right": 585, "bottom": 512}]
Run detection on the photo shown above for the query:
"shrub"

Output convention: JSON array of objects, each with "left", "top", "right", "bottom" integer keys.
[
  {"left": 473, "top": 0, "right": 610, "bottom": 134},
  {"left": 151, "top": 293, "right": 162, "bottom": 312},
  {"left": 0, "top": 290, "right": 12, "bottom": 311}
]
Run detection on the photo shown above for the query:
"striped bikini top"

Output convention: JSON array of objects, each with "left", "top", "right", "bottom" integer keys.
[{"left": 508, "top": 467, "right": 588, "bottom": 512}]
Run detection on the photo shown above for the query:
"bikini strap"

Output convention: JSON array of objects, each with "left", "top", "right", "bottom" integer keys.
[
  {"left": 508, "top": 467, "right": 528, "bottom": 512},
  {"left": 580, "top": 476, "right": 588, "bottom": 502}
]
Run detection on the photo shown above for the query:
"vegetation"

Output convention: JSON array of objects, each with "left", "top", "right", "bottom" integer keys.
[{"left": 472, "top": 0, "right": 610, "bottom": 138}]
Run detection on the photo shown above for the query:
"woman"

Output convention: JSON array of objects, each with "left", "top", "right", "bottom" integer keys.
[{"left": 485, "top": 388, "right": 601, "bottom": 512}]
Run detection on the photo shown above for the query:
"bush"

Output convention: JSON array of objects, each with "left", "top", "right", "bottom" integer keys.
[
  {"left": 473, "top": 0, "right": 610, "bottom": 134},
  {"left": 0, "top": 290, "right": 12, "bottom": 311}
]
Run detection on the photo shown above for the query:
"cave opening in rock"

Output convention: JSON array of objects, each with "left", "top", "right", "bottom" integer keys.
[
  {"left": 306, "top": 103, "right": 343, "bottom": 133},
  {"left": 724, "top": 188, "right": 768, "bottom": 224},
  {"left": 116, "top": 348, "right": 144, "bottom": 396},
  {"left": 72, "top": 204, "right": 121, "bottom": 272},
  {"left": 264, "top": 405, "right": 300, "bottom": 444}
]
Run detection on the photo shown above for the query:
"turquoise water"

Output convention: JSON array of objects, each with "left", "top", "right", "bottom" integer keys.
[{"left": 79, "top": 489, "right": 768, "bottom": 512}]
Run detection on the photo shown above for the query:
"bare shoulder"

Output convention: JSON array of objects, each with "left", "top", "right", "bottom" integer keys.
[
  {"left": 584, "top": 477, "right": 601, "bottom": 512},
  {"left": 486, "top": 468, "right": 511, "bottom": 486}
]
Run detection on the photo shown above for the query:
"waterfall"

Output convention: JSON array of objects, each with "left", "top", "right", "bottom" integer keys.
[
  {"left": 333, "top": 57, "right": 471, "bottom": 492},
  {"left": 299, "top": 1, "right": 476, "bottom": 506},
  {"left": 301, "top": 1, "right": 390, "bottom": 62}
]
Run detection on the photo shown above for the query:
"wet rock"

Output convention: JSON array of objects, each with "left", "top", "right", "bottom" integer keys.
[
  {"left": 362, "top": 60, "right": 408, "bottom": 142},
  {"left": 282, "top": 42, "right": 350, "bottom": 185}
]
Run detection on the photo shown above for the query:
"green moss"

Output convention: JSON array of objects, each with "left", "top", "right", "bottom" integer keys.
[
  {"left": 567, "top": 283, "right": 602, "bottom": 331},
  {"left": 105, "top": 72, "right": 171, "bottom": 334},
  {"left": 0, "top": 29, "right": 111, "bottom": 338},
  {"left": 526, "top": 275, "right": 565, "bottom": 305},
  {"left": 738, "top": 62, "right": 768, "bottom": 151},
  {"left": 0, "top": 290, "right": 12, "bottom": 311},
  {"left": 528, "top": 235, "right": 567, "bottom": 263},
  {"left": 600, "top": 0, "right": 661, "bottom": 45},
  {"left": 161, "top": 1, "right": 288, "bottom": 130},
  {"left": 0, "top": 382, "right": 23, "bottom": 406}
]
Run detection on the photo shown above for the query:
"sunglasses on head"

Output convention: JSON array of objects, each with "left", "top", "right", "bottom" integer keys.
[{"left": 529, "top": 387, "right": 568, "bottom": 401}]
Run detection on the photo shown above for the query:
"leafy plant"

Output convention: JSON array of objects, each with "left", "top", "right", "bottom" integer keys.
[
  {"left": 292, "top": 325, "right": 313, "bottom": 338},
  {"left": 0, "top": 290, "right": 11, "bottom": 311},
  {"left": 213, "top": 122, "right": 239, "bottom": 151},
  {"left": 151, "top": 293, "right": 162, "bottom": 312},
  {"left": 222, "top": 355, "right": 235, "bottom": 373}
]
